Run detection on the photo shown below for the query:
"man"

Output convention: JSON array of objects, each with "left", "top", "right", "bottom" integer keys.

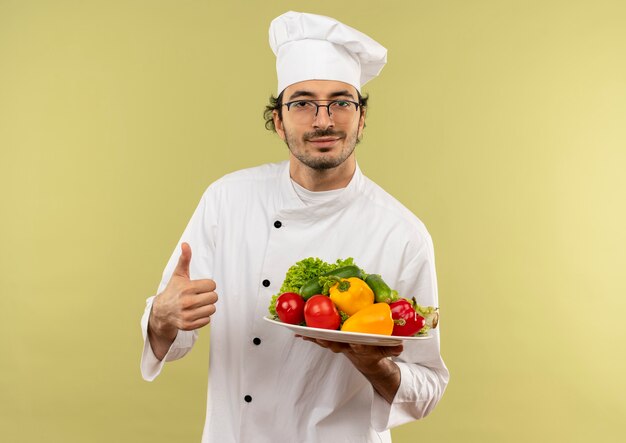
[{"left": 141, "top": 11, "right": 449, "bottom": 442}]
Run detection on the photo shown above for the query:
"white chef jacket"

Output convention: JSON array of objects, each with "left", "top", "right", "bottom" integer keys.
[{"left": 141, "top": 161, "right": 449, "bottom": 442}]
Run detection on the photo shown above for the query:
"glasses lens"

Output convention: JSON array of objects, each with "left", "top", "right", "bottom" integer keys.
[
  {"left": 288, "top": 101, "right": 317, "bottom": 123},
  {"left": 328, "top": 101, "right": 356, "bottom": 123}
]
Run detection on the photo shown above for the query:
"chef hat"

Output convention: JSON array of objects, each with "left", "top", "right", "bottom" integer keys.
[{"left": 269, "top": 11, "right": 387, "bottom": 94}]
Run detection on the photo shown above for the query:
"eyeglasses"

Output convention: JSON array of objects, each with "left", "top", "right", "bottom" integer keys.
[{"left": 283, "top": 99, "right": 360, "bottom": 124}]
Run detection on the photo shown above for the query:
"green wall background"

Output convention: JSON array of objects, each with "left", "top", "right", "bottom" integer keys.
[{"left": 1, "top": 1, "right": 625, "bottom": 442}]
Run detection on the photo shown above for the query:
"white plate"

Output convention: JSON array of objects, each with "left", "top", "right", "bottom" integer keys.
[{"left": 263, "top": 317, "right": 432, "bottom": 347}]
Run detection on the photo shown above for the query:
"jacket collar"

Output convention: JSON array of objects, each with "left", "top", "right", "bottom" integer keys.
[{"left": 277, "top": 160, "right": 363, "bottom": 219}]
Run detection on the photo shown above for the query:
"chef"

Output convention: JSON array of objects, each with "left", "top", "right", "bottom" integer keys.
[{"left": 140, "top": 11, "right": 449, "bottom": 443}]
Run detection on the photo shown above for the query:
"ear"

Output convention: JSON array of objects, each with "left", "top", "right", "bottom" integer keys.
[
  {"left": 273, "top": 110, "right": 286, "bottom": 141},
  {"left": 357, "top": 107, "right": 366, "bottom": 138}
]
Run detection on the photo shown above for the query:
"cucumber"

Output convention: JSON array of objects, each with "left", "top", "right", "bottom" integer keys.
[
  {"left": 299, "top": 265, "right": 362, "bottom": 300},
  {"left": 365, "top": 274, "right": 398, "bottom": 304}
]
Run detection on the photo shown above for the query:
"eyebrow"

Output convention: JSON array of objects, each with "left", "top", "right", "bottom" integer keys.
[{"left": 287, "top": 89, "right": 356, "bottom": 101}]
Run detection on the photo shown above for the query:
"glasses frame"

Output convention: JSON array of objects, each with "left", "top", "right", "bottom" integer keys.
[{"left": 282, "top": 99, "right": 361, "bottom": 119}]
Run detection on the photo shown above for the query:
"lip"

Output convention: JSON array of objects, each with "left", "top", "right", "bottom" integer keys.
[{"left": 307, "top": 137, "right": 341, "bottom": 147}]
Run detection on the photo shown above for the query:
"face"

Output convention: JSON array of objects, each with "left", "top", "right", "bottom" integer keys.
[{"left": 273, "top": 80, "right": 365, "bottom": 171}]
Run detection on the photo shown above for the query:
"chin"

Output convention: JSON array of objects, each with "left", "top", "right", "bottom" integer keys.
[{"left": 302, "top": 155, "right": 349, "bottom": 170}]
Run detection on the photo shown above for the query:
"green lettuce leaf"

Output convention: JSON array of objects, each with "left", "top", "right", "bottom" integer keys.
[{"left": 268, "top": 257, "right": 359, "bottom": 318}]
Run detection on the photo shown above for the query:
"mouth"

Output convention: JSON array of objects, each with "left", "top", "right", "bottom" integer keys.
[{"left": 307, "top": 137, "right": 341, "bottom": 148}]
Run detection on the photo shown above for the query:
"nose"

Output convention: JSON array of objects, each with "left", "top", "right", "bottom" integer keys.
[{"left": 313, "top": 105, "right": 334, "bottom": 129}]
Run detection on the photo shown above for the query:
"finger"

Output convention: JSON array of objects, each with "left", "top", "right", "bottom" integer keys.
[
  {"left": 315, "top": 339, "right": 349, "bottom": 353},
  {"left": 349, "top": 343, "right": 379, "bottom": 354},
  {"left": 173, "top": 242, "right": 192, "bottom": 278},
  {"left": 326, "top": 342, "right": 349, "bottom": 353},
  {"left": 186, "top": 304, "right": 217, "bottom": 323},
  {"left": 185, "top": 278, "right": 217, "bottom": 294},
  {"left": 190, "top": 278, "right": 217, "bottom": 293},
  {"left": 349, "top": 343, "right": 403, "bottom": 357},
  {"left": 181, "top": 315, "right": 212, "bottom": 331},
  {"left": 183, "top": 291, "right": 218, "bottom": 309},
  {"left": 382, "top": 344, "right": 404, "bottom": 357}
]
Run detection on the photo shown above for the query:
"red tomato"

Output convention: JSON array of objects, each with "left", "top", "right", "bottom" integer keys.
[
  {"left": 276, "top": 292, "right": 305, "bottom": 325},
  {"left": 304, "top": 295, "right": 341, "bottom": 330}
]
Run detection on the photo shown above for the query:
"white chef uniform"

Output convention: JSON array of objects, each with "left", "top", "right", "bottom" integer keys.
[{"left": 141, "top": 161, "right": 449, "bottom": 442}]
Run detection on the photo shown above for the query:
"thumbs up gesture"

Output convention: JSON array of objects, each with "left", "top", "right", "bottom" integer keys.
[{"left": 148, "top": 243, "right": 218, "bottom": 359}]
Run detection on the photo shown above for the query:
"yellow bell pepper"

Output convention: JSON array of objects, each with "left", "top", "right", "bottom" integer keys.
[
  {"left": 329, "top": 277, "right": 374, "bottom": 316},
  {"left": 340, "top": 303, "right": 394, "bottom": 335}
]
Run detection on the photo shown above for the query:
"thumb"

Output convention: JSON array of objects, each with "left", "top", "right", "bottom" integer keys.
[{"left": 173, "top": 242, "right": 192, "bottom": 278}]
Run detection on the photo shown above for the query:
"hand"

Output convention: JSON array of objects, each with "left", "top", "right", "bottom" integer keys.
[
  {"left": 149, "top": 243, "right": 218, "bottom": 342},
  {"left": 298, "top": 336, "right": 403, "bottom": 375},
  {"left": 298, "top": 336, "right": 403, "bottom": 402}
]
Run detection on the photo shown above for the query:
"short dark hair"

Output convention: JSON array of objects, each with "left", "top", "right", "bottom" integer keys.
[{"left": 263, "top": 91, "right": 369, "bottom": 132}]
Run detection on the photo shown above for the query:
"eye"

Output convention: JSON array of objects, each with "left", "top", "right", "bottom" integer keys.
[
  {"left": 292, "top": 100, "right": 314, "bottom": 109},
  {"left": 332, "top": 100, "right": 351, "bottom": 108}
]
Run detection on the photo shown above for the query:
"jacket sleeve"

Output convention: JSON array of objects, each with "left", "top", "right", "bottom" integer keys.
[
  {"left": 140, "top": 185, "right": 219, "bottom": 381},
  {"left": 140, "top": 296, "right": 200, "bottom": 381},
  {"left": 370, "top": 233, "right": 450, "bottom": 431}
]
